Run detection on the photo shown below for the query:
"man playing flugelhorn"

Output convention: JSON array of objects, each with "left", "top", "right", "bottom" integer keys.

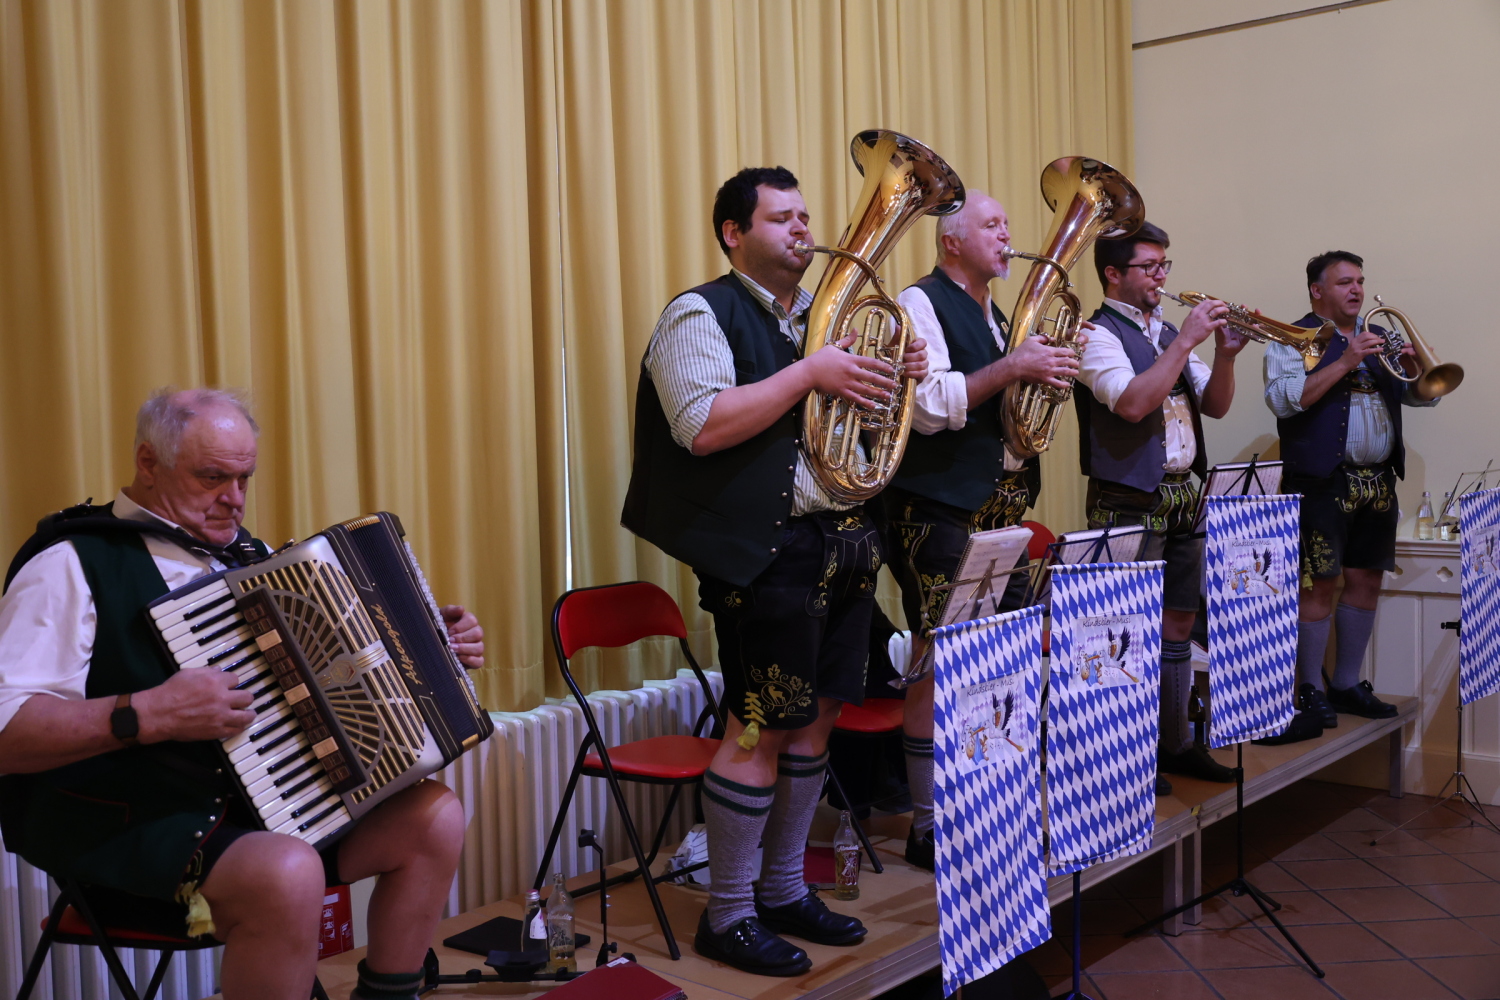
[
  {"left": 1074, "top": 221, "right": 1247, "bottom": 794},
  {"left": 622, "top": 167, "right": 928, "bottom": 976},
  {"left": 881, "top": 191, "right": 1079, "bottom": 869}
]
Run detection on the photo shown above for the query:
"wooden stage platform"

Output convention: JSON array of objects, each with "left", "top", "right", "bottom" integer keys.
[{"left": 314, "top": 696, "right": 1415, "bottom": 999}]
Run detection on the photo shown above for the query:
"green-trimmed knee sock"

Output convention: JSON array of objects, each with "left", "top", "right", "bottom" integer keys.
[
  {"left": 757, "top": 752, "right": 829, "bottom": 908},
  {"left": 702, "top": 769, "right": 775, "bottom": 933}
]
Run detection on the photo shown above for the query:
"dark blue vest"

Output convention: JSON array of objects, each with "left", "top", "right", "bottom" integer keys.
[
  {"left": 1074, "top": 306, "right": 1207, "bottom": 493},
  {"left": 621, "top": 274, "right": 800, "bottom": 586},
  {"left": 1277, "top": 313, "right": 1406, "bottom": 479},
  {"left": 888, "top": 269, "right": 1040, "bottom": 511}
]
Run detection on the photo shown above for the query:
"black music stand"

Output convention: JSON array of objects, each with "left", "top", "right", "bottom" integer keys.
[
  {"left": 1190, "top": 456, "right": 1284, "bottom": 537},
  {"left": 1372, "top": 620, "right": 1500, "bottom": 844}
]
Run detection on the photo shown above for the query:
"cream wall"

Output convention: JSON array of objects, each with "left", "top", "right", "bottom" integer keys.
[
  {"left": 1132, "top": 0, "right": 1500, "bottom": 800},
  {"left": 1132, "top": 0, "right": 1499, "bottom": 521}
]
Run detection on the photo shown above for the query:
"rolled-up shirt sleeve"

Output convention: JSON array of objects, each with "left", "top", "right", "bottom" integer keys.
[
  {"left": 643, "top": 293, "right": 738, "bottom": 451},
  {"left": 1263, "top": 341, "right": 1310, "bottom": 418},
  {"left": 1074, "top": 323, "right": 1138, "bottom": 413},
  {"left": 0, "top": 542, "right": 95, "bottom": 736},
  {"left": 898, "top": 286, "right": 969, "bottom": 434}
]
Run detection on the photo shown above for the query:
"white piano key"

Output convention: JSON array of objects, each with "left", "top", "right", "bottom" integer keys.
[
  {"left": 297, "top": 806, "right": 352, "bottom": 844},
  {"left": 167, "top": 614, "right": 246, "bottom": 655},
  {"left": 239, "top": 740, "right": 315, "bottom": 798},
  {"left": 150, "top": 581, "right": 233, "bottom": 623},
  {"left": 262, "top": 779, "right": 337, "bottom": 832},
  {"left": 174, "top": 626, "right": 256, "bottom": 668},
  {"left": 224, "top": 708, "right": 296, "bottom": 758},
  {"left": 159, "top": 600, "right": 240, "bottom": 645}
]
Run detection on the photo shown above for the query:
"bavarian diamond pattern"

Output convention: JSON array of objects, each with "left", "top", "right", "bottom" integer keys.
[
  {"left": 1460, "top": 488, "right": 1500, "bottom": 705},
  {"left": 932, "top": 605, "right": 1048, "bottom": 997},
  {"left": 1205, "top": 495, "right": 1299, "bottom": 746},
  {"left": 1047, "top": 561, "right": 1163, "bottom": 875}
]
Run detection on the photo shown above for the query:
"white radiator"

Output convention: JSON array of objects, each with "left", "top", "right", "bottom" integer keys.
[{"left": 0, "top": 668, "right": 719, "bottom": 999}]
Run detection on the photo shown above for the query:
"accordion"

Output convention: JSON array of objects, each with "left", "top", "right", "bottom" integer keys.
[{"left": 147, "top": 512, "right": 493, "bottom": 848}]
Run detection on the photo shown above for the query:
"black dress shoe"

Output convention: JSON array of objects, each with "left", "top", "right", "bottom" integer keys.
[
  {"left": 1155, "top": 773, "right": 1172, "bottom": 796},
  {"left": 1328, "top": 679, "right": 1399, "bottom": 719},
  {"left": 694, "top": 912, "right": 811, "bottom": 976},
  {"left": 905, "top": 824, "right": 935, "bottom": 871},
  {"left": 756, "top": 889, "right": 867, "bottom": 946},
  {"left": 1252, "top": 711, "right": 1324, "bottom": 746},
  {"left": 1300, "top": 682, "right": 1338, "bottom": 728},
  {"left": 1159, "top": 743, "right": 1235, "bottom": 783}
]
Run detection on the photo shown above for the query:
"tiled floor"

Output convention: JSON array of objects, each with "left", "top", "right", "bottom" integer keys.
[{"left": 1026, "top": 779, "right": 1500, "bottom": 999}]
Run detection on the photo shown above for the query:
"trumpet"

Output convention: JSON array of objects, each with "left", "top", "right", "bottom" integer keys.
[
  {"left": 1159, "top": 290, "right": 1334, "bottom": 371},
  {"left": 1362, "top": 296, "right": 1464, "bottom": 400}
]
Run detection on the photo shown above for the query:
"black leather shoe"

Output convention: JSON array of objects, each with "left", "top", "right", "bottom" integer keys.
[
  {"left": 1155, "top": 773, "right": 1172, "bottom": 796},
  {"left": 1252, "top": 711, "right": 1324, "bottom": 746},
  {"left": 756, "top": 889, "right": 867, "bottom": 946},
  {"left": 694, "top": 912, "right": 811, "bottom": 976},
  {"left": 1328, "top": 679, "right": 1399, "bottom": 719},
  {"left": 905, "top": 824, "right": 935, "bottom": 871},
  {"left": 1159, "top": 743, "right": 1235, "bottom": 783},
  {"left": 1300, "top": 682, "right": 1338, "bottom": 729}
]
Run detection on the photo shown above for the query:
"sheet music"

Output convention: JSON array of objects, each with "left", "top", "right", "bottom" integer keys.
[
  {"left": 934, "top": 524, "right": 1035, "bottom": 629},
  {"left": 1030, "top": 525, "right": 1149, "bottom": 609},
  {"left": 1192, "top": 460, "right": 1285, "bottom": 532}
]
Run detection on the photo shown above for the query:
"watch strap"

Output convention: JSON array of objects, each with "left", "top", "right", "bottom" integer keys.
[{"left": 111, "top": 692, "right": 140, "bottom": 747}]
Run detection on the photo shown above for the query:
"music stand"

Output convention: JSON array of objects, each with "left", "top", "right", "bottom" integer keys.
[
  {"left": 1025, "top": 525, "right": 1149, "bottom": 608},
  {"left": 894, "top": 524, "right": 1033, "bottom": 688},
  {"left": 1191, "top": 456, "right": 1284, "bottom": 536}
]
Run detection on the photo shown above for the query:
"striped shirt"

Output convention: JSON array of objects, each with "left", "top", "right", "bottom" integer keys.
[
  {"left": 1263, "top": 319, "right": 1437, "bottom": 466},
  {"left": 642, "top": 269, "right": 851, "bottom": 515}
]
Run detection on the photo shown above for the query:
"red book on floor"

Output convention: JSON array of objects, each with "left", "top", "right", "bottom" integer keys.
[{"left": 546, "top": 958, "right": 686, "bottom": 1000}]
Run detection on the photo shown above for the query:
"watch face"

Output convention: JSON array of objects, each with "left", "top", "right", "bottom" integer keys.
[{"left": 111, "top": 704, "right": 139, "bottom": 741}]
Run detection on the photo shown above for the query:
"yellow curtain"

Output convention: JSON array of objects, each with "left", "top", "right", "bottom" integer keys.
[{"left": 0, "top": 0, "right": 1130, "bottom": 712}]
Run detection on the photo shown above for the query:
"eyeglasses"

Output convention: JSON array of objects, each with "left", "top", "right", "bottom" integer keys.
[{"left": 1123, "top": 260, "right": 1172, "bottom": 276}]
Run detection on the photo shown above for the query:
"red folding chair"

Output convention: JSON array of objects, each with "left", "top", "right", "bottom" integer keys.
[
  {"left": 1022, "top": 519, "right": 1056, "bottom": 562},
  {"left": 14, "top": 875, "right": 329, "bottom": 1000},
  {"left": 531, "top": 582, "right": 723, "bottom": 960}
]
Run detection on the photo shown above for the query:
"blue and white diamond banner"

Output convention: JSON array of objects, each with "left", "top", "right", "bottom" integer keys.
[
  {"left": 932, "top": 605, "right": 1048, "bottom": 997},
  {"left": 1460, "top": 488, "right": 1500, "bottom": 705},
  {"left": 1047, "top": 561, "right": 1163, "bottom": 875},
  {"left": 1205, "top": 494, "right": 1299, "bottom": 746}
]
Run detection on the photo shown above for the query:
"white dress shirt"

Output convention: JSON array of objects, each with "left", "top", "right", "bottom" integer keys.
[
  {"left": 1263, "top": 317, "right": 1438, "bottom": 465},
  {"left": 643, "top": 269, "right": 853, "bottom": 514},
  {"left": 0, "top": 491, "right": 223, "bottom": 735},
  {"left": 896, "top": 278, "right": 1025, "bottom": 472},
  {"left": 1077, "top": 297, "right": 1213, "bottom": 474}
]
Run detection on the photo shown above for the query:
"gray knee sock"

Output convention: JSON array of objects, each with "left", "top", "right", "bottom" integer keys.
[
  {"left": 1332, "top": 603, "right": 1377, "bottom": 691},
  {"left": 1159, "top": 639, "right": 1193, "bottom": 755},
  {"left": 1297, "top": 614, "right": 1332, "bottom": 688},
  {"left": 903, "top": 735, "right": 935, "bottom": 834},
  {"left": 757, "top": 752, "right": 828, "bottom": 908},
  {"left": 702, "top": 769, "right": 775, "bottom": 933}
]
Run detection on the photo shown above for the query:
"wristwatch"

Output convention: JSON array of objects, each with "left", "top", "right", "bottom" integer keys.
[{"left": 110, "top": 693, "right": 140, "bottom": 748}]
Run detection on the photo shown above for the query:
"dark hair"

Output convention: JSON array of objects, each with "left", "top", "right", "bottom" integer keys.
[
  {"left": 1094, "top": 221, "right": 1170, "bottom": 290},
  {"left": 711, "top": 166, "right": 800, "bottom": 256},
  {"left": 1305, "top": 250, "right": 1364, "bottom": 288}
]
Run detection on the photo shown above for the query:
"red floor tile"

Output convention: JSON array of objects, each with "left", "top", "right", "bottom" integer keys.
[
  {"left": 1364, "top": 797, "right": 1477, "bottom": 831},
  {"left": 1456, "top": 852, "right": 1500, "bottom": 881},
  {"left": 1417, "top": 955, "right": 1500, "bottom": 1000},
  {"left": 1325, "top": 827, "right": 1444, "bottom": 859},
  {"left": 1416, "top": 825, "right": 1500, "bottom": 855},
  {"left": 1181, "top": 896, "right": 1255, "bottom": 931},
  {"left": 1165, "top": 926, "right": 1295, "bottom": 969},
  {"left": 1462, "top": 914, "right": 1500, "bottom": 946},
  {"left": 1087, "top": 969, "right": 1221, "bottom": 999},
  {"left": 1082, "top": 933, "right": 1189, "bottom": 974},
  {"left": 1318, "top": 958, "right": 1462, "bottom": 999},
  {"left": 1368, "top": 917, "right": 1500, "bottom": 958},
  {"left": 1201, "top": 964, "right": 1342, "bottom": 1000},
  {"left": 1280, "top": 858, "right": 1399, "bottom": 890},
  {"left": 1271, "top": 834, "right": 1358, "bottom": 863},
  {"left": 1251, "top": 890, "right": 1357, "bottom": 926},
  {"left": 1321, "top": 886, "right": 1450, "bottom": 922},
  {"left": 1413, "top": 881, "right": 1500, "bottom": 918},
  {"left": 1280, "top": 921, "right": 1401, "bottom": 962},
  {"left": 1369, "top": 854, "right": 1491, "bottom": 886}
]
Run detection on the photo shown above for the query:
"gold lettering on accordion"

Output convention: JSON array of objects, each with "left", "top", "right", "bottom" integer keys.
[{"left": 368, "top": 602, "right": 421, "bottom": 686}]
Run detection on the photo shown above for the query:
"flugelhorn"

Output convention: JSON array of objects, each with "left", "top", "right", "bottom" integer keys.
[
  {"left": 1159, "top": 290, "right": 1334, "bottom": 370},
  {"left": 1001, "top": 157, "right": 1144, "bottom": 459},
  {"left": 794, "top": 130, "right": 964, "bottom": 504},
  {"left": 1362, "top": 296, "right": 1463, "bottom": 400}
]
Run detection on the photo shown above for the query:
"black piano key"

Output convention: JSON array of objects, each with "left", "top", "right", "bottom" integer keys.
[
  {"left": 207, "top": 637, "right": 257, "bottom": 665},
  {"left": 248, "top": 714, "right": 295, "bottom": 743},
  {"left": 297, "top": 802, "right": 344, "bottom": 833},
  {"left": 252, "top": 692, "right": 286, "bottom": 715},
  {"left": 182, "top": 592, "right": 233, "bottom": 621},
  {"left": 195, "top": 619, "right": 243, "bottom": 646},
  {"left": 278, "top": 772, "right": 321, "bottom": 799},
  {"left": 289, "top": 789, "right": 334, "bottom": 819},
  {"left": 218, "top": 653, "right": 258, "bottom": 675},
  {"left": 188, "top": 605, "right": 238, "bottom": 634},
  {"left": 270, "top": 756, "right": 317, "bottom": 783},
  {"left": 233, "top": 669, "right": 272, "bottom": 691},
  {"left": 250, "top": 681, "right": 278, "bottom": 699},
  {"left": 255, "top": 726, "right": 301, "bottom": 754}
]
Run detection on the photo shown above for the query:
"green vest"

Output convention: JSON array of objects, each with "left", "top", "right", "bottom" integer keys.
[{"left": 2, "top": 528, "right": 257, "bottom": 900}]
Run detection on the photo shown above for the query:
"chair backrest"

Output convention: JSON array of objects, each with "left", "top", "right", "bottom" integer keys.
[
  {"left": 553, "top": 581, "right": 688, "bottom": 660},
  {"left": 1022, "top": 520, "right": 1056, "bottom": 562}
]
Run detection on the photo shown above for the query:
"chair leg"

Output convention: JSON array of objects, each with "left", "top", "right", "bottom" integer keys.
[
  {"left": 141, "top": 950, "right": 174, "bottom": 1000},
  {"left": 824, "top": 768, "right": 883, "bottom": 874},
  {"left": 532, "top": 749, "right": 590, "bottom": 892},
  {"left": 67, "top": 883, "right": 143, "bottom": 1000},
  {"left": 644, "top": 783, "right": 686, "bottom": 866},
  {"left": 14, "top": 889, "right": 70, "bottom": 1000},
  {"left": 311, "top": 976, "right": 331, "bottom": 1000},
  {"left": 600, "top": 770, "right": 683, "bottom": 960}
]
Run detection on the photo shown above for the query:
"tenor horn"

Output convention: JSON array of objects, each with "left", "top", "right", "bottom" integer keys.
[
  {"left": 1001, "top": 157, "right": 1145, "bottom": 459},
  {"left": 795, "top": 130, "right": 965, "bottom": 504},
  {"left": 1363, "top": 296, "right": 1464, "bottom": 400}
]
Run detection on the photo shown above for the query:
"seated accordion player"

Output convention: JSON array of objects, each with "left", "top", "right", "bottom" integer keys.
[{"left": 147, "top": 512, "right": 492, "bottom": 847}]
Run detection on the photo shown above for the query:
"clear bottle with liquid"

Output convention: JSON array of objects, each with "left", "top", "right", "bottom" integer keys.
[
  {"left": 521, "top": 888, "right": 546, "bottom": 954},
  {"left": 1438, "top": 491, "right": 1458, "bottom": 541},
  {"left": 1416, "top": 492, "right": 1435, "bottom": 540},
  {"left": 833, "top": 810, "right": 861, "bottom": 901},
  {"left": 545, "top": 873, "right": 576, "bottom": 974}
]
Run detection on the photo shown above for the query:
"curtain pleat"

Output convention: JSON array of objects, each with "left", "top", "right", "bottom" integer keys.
[{"left": 0, "top": 0, "right": 1129, "bottom": 712}]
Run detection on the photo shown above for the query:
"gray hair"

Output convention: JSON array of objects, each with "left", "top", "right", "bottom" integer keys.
[
  {"left": 934, "top": 189, "right": 992, "bottom": 264},
  {"left": 135, "top": 387, "right": 260, "bottom": 468}
]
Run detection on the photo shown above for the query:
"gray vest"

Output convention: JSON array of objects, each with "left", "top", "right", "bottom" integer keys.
[{"left": 1073, "top": 306, "right": 1206, "bottom": 492}]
